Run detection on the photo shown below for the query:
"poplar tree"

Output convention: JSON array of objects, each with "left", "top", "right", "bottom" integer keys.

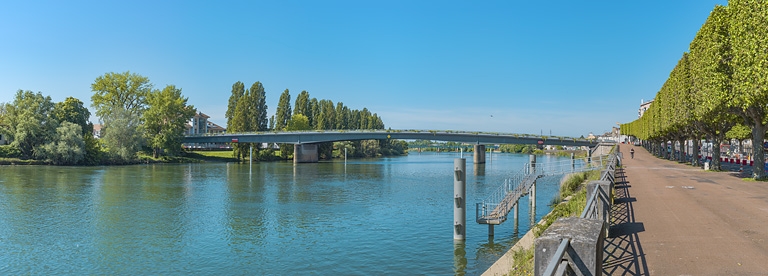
[
  {"left": 275, "top": 89, "right": 292, "bottom": 130},
  {"left": 226, "top": 81, "right": 245, "bottom": 129},
  {"left": 294, "top": 90, "right": 310, "bottom": 117}
]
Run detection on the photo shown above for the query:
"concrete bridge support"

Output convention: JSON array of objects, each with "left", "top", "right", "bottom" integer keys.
[
  {"left": 293, "top": 143, "right": 319, "bottom": 163},
  {"left": 474, "top": 145, "right": 486, "bottom": 164}
]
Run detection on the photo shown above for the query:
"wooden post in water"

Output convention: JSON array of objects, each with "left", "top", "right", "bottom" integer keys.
[{"left": 454, "top": 158, "right": 466, "bottom": 240}]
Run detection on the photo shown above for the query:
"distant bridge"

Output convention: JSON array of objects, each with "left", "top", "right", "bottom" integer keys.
[{"left": 182, "top": 130, "right": 600, "bottom": 163}]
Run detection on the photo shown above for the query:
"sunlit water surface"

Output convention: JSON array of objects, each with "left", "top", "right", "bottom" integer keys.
[{"left": 0, "top": 153, "right": 574, "bottom": 275}]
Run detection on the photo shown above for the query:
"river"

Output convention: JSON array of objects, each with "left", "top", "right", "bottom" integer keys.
[{"left": 0, "top": 152, "right": 573, "bottom": 275}]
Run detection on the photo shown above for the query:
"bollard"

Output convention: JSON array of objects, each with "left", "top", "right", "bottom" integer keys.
[{"left": 454, "top": 158, "right": 466, "bottom": 240}]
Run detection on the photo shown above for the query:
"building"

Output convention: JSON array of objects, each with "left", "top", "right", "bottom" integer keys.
[
  {"left": 639, "top": 99, "right": 653, "bottom": 118},
  {"left": 185, "top": 111, "right": 228, "bottom": 149},
  {"left": 189, "top": 112, "right": 210, "bottom": 135},
  {"left": 0, "top": 133, "right": 6, "bottom": 145},
  {"left": 93, "top": 124, "right": 103, "bottom": 138}
]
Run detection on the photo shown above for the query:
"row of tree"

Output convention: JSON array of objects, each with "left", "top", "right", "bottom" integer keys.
[
  {"left": 0, "top": 71, "right": 196, "bottom": 164},
  {"left": 621, "top": 0, "right": 768, "bottom": 178},
  {"left": 224, "top": 82, "right": 397, "bottom": 160}
]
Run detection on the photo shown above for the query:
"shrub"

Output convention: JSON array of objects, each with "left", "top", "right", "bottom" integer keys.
[{"left": 0, "top": 145, "right": 21, "bottom": 158}]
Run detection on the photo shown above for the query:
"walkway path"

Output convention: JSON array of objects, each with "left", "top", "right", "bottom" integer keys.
[{"left": 610, "top": 145, "right": 768, "bottom": 275}]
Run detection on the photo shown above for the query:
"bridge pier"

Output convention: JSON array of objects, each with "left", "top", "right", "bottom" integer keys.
[
  {"left": 474, "top": 145, "right": 486, "bottom": 164},
  {"left": 293, "top": 143, "right": 319, "bottom": 163}
]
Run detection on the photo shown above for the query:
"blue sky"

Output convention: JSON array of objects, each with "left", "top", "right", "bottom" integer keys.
[{"left": 0, "top": 0, "right": 727, "bottom": 137}]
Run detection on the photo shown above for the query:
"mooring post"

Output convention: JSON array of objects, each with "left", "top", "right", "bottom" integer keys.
[
  {"left": 513, "top": 203, "right": 519, "bottom": 227},
  {"left": 454, "top": 158, "right": 466, "bottom": 240},
  {"left": 249, "top": 145, "right": 253, "bottom": 166},
  {"left": 571, "top": 152, "right": 575, "bottom": 172},
  {"left": 488, "top": 224, "right": 494, "bottom": 237},
  {"left": 529, "top": 154, "right": 536, "bottom": 210}
]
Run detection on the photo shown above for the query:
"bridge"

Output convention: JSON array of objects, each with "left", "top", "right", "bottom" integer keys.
[{"left": 183, "top": 130, "right": 600, "bottom": 163}]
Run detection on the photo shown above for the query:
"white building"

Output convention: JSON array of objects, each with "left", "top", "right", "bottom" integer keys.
[{"left": 639, "top": 99, "right": 653, "bottom": 118}]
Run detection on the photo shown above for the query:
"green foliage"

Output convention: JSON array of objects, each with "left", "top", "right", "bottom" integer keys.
[
  {"left": 143, "top": 85, "right": 196, "bottom": 158},
  {"left": 227, "top": 81, "right": 269, "bottom": 160},
  {"left": 102, "top": 107, "right": 144, "bottom": 162},
  {"left": 226, "top": 81, "right": 245, "bottom": 127},
  {"left": 0, "top": 145, "right": 21, "bottom": 158},
  {"left": 4, "top": 90, "right": 56, "bottom": 159},
  {"left": 36, "top": 122, "right": 85, "bottom": 165},
  {"left": 90, "top": 71, "right": 150, "bottom": 120},
  {"left": 53, "top": 97, "right": 93, "bottom": 136},
  {"left": 730, "top": 0, "right": 768, "bottom": 179},
  {"left": 286, "top": 114, "right": 311, "bottom": 131},
  {"left": 509, "top": 246, "right": 534, "bottom": 276},
  {"left": 499, "top": 144, "right": 538, "bottom": 154},
  {"left": 726, "top": 123, "right": 751, "bottom": 140},
  {"left": 294, "top": 90, "right": 311, "bottom": 118},
  {"left": 275, "top": 89, "right": 292, "bottom": 130}
]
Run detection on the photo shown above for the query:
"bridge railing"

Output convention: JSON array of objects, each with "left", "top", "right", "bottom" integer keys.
[
  {"left": 537, "top": 145, "right": 619, "bottom": 276},
  {"left": 184, "top": 129, "right": 595, "bottom": 143}
]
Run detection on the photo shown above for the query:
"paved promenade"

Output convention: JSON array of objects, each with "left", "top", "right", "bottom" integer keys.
[{"left": 611, "top": 145, "right": 768, "bottom": 275}]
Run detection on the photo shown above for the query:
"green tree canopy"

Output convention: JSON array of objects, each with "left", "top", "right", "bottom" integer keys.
[
  {"left": 91, "top": 71, "right": 150, "bottom": 120},
  {"left": 143, "top": 85, "right": 196, "bottom": 158},
  {"left": 3, "top": 90, "right": 56, "bottom": 158},
  {"left": 53, "top": 96, "right": 92, "bottom": 136}
]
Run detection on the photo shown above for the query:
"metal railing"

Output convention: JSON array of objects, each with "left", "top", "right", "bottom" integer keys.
[
  {"left": 475, "top": 151, "right": 613, "bottom": 225},
  {"left": 541, "top": 145, "right": 618, "bottom": 276}
]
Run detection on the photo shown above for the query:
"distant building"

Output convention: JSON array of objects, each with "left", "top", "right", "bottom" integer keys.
[
  {"left": 639, "top": 99, "right": 653, "bottom": 118},
  {"left": 93, "top": 124, "right": 103, "bottom": 138},
  {"left": 189, "top": 112, "right": 210, "bottom": 135},
  {"left": 184, "top": 111, "right": 228, "bottom": 149},
  {"left": 0, "top": 133, "right": 6, "bottom": 145}
]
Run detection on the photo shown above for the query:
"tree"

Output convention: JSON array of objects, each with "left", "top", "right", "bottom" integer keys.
[
  {"left": 143, "top": 85, "right": 196, "bottom": 158},
  {"left": 91, "top": 71, "right": 151, "bottom": 120},
  {"left": 249, "top": 82, "right": 269, "bottom": 132},
  {"left": 226, "top": 81, "right": 245, "bottom": 128},
  {"left": 275, "top": 89, "right": 292, "bottom": 130},
  {"left": 228, "top": 82, "right": 269, "bottom": 160},
  {"left": 286, "top": 114, "right": 310, "bottom": 131},
  {"left": 294, "top": 90, "right": 310, "bottom": 117},
  {"left": 53, "top": 97, "right": 93, "bottom": 136},
  {"left": 309, "top": 98, "right": 319, "bottom": 129},
  {"left": 37, "top": 122, "right": 85, "bottom": 165},
  {"left": 102, "top": 107, "right": 144, "bottom": 162},
  {"left": 275, "top": 89, "right": 293, "bottom": 158},
  {"left": 3, "top": 90, "right": 56, "bottom": 158},
  {"left": 730, "top": 0, "right": 768, "bottom": 179}
]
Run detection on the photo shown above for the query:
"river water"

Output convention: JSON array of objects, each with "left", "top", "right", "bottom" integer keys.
[{"left": 0, "top": 153, "right": 572, "bottom": 275}]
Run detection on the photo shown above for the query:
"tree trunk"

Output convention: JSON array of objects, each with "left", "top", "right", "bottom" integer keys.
[
  {"left": 691, "top": 138, "right": 700, "bottom": 167},
  {"left": 752, "top": 124, "right": 766, "bottom": 179},
  {"left": 712, "top": 136, "right": 722, "bottom": 171},
  {"left": 678, "top": 139, "right": 686, "bottom": 162}
]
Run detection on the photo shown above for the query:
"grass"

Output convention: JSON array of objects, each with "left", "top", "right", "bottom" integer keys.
[
  {"left": 183, "top": 150, "right": 240, "bottom": 162},
  {"left": 509, "top": 246, "right": 534, "bottom": 276},
  {"left": 506, "top": 169, "right": 602, "bottom": 275}
]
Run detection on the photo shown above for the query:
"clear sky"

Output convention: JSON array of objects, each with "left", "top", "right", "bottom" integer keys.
[{"left": 0, "top": 0, "right": 727, "bottom": 137}]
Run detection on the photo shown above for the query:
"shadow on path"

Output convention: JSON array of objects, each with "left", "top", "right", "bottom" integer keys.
[{"left": 603, "top": 168, "right": 650, "bottom": 275}]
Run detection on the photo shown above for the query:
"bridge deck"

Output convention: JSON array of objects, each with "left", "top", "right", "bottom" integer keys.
[{"left": 477, "top": 174, "right": 541, "bottom": 225}]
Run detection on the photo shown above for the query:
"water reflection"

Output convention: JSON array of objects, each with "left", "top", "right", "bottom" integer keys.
[
  {"left": 453, "top": 241, "right": 467, "bottom": 276},
  {"left": 474, "top": 163, "right": 486, "bottom": 176}
]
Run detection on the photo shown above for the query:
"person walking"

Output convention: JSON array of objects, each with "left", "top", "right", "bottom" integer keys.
[{"left": 630, "top": 148, "right": 635, "bottom": 159}]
